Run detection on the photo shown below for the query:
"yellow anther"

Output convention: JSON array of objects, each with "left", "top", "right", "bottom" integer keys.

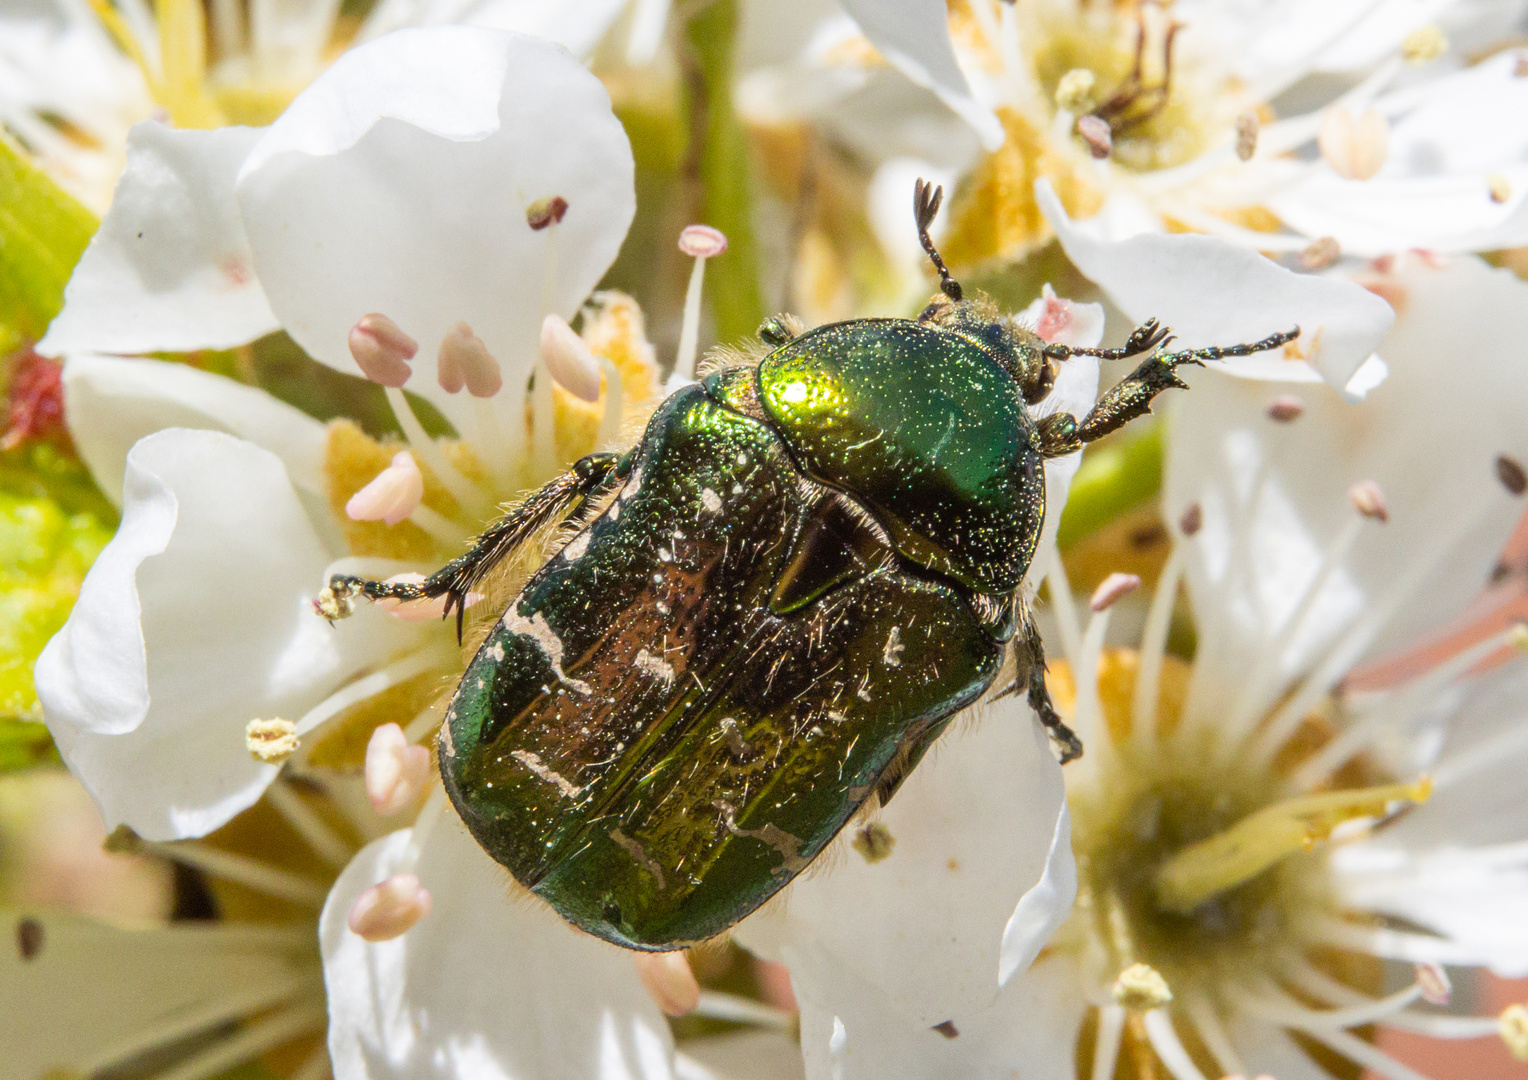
[
  {"left": 246, "top": 718, "right": 299, "bottom": 764},
  {"left": 1154, "top": 777, "right": 1431, "bottom": 912},
  {"left": 1489, "top": 174, "right": 1513, "bottom": 204},
  {"left": 1500, "top": 1003, "right": 1528, "bottom": 1062},
  {"left": 1112, "top": 962, "right": 1173, "bottom": 1010},
  {"left": 1401, "top": 26, "right": 1448, "bottom": 64},
  {"left": 103, "top": 824, "right": 144, "bottom": 854},
  {"left": 1055, "top": 69, "right": 1097, "bottom": 113}
]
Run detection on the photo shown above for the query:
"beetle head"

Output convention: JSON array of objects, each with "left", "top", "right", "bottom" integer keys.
[
  {"left": 917, "top": 292, "right": 1057, "bottom": 406},
  {"left": 910, "top": 179, "right": 1057, "bottom": 406}
]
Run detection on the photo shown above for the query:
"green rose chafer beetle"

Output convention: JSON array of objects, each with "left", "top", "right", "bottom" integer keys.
[{"left": 324, "top": 182, "right": 1296, "bottom": 951}]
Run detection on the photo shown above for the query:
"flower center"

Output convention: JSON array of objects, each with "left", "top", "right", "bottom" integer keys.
[
  {"left": 1025, "top": 5, "right": 1221, "bottom": 173},
  {"left": 1059, "top": 650, "right": 1426, "bottom": 996}
]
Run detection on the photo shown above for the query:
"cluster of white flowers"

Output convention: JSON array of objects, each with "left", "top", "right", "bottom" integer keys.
[{"left": 6, "top": 4, "right": 1528, "bottom": 1080}]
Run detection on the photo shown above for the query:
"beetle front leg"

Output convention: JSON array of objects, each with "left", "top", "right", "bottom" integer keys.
[
  {"left": 1036, "top": 327, "right": 1299, "bottom": 457},
  {"left": 317, "top": 451, "right": 626, "bottom": 641}
]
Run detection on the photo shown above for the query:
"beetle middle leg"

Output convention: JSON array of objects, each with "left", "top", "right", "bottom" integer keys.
[
  {"left": 1034, "top": 326, "right": 1299, "bottom": 457},
  {"left": 320, "top": 451, "right": 626, "bottom": 641},
  {"left": 1004, "top": 599, "right": 1084, "bottom": 763}
]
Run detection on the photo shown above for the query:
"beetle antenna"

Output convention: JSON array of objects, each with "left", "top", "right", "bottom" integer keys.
[{"left": 913, "top": 178, "right": 962, "bottom": 302}]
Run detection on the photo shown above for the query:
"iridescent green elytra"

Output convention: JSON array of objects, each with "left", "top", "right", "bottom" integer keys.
[{"left": 326, "top": 181, "right": 1297, "bottom": 950}]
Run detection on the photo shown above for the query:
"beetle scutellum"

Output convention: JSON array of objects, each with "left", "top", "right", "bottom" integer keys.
[{"left": 318, "top": 181, "right": 1297, "bottom": 951}]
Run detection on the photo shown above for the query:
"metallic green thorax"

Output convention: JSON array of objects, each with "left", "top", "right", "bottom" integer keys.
[
  {"left": 757, "top": 320, "right": 1044, "bottom": 593},
  {"left": 440, "top": 382, "right": 1001, "bottom": 949}
]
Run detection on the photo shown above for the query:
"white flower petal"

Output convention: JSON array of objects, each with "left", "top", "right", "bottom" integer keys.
[
  {"left": 37, "top": 429, "right": 414, "bottom": 840},
  {"left": 1271, "top": 53, "right": 1528, "bottom": 255},
  {"left": 323, "top": 816, "right": 676, "bottom": 1080},
  {"left": 794, "top": 954, "right": 1086, "bottom": 1080},
  {"left": 1037, "top": 179, "right": 1396, "bottom": 390},
  {"left": 63, "top": 354, "right": 328, "bottom": 506},
  {"left": 38, "top": 122, "right": 279, "bottom": 357},
  {"left": 1164, "top": 256, "right": 1528, "bottom": 716},
  {"left": 674, "top": 1032, "right": 805, "bottom": 1080},
  {"left": 236, "top": 27, "right": 635, "bottom": 447},
  {"left": 1, "top": 910, "right": 321, "bottom": 1080},
  {"left": 362, "top": 0, "right": 628, "bottom": 59},
  {"left": 735, "top": 704, "right": 1070, "bottom": 1028},
  {"left": 837, "top": 0, "right": 1003, "bottom": 151}
]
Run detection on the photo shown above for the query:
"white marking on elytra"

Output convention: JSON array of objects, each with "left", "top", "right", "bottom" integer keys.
[
  {"left": 883, "top": 627, "right": 904, "bottom": 667},
  {"left": 610, "top": 828, "right": 667, "bottom": 888},
  {"left": 736, "top": 453, "right": 748, "bottom": 465},
  {"left": 562, "top": 531, "right": 591, "bottom": 561},
  {"left": 608, "top": 501, "right": 620, "bottom": 521},
  {"left": 658, "top": 547, "right": 673, "bottom": 563},
  {"left": 488, "top": 642, "right": 504, "bottom": 661},
  {"left": 731, "top": 483, "right": 743, "bottom": 495},
  {"left": 700, "top": 488, "right": 722, "bottom": 513},
  {"left": 622, "top": 468, "right": 644, "bottom": 501},
  {"left": 501, "top": 609, "right": 592, "bottom": 695},
  {"left": 715, "top": 800, "right": 810, "bottom": 873},
  {"left": 634, "top": 648, "right": 675, "bottom": 684},
  {"left": 511, "top": 749, "right": 582, "bottom": 798}
]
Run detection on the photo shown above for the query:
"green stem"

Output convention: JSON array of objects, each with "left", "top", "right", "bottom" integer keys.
[
  {"left": 1055, "top": 422, "right": 1163, "bottom": 550},
  {"left": 682, "top": 0, "right": 763, "bottom": 346}
]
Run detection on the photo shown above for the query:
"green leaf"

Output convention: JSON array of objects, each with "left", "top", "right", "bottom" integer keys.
[
  {"left": 0, "top": 443, "right": 115, "bottom": 758},
  {"left": 0, "top": 134, "right": 98, "bottom": 355},
  {"left": 1055, "top": 422, "right": 1164, "bottom": 550}
]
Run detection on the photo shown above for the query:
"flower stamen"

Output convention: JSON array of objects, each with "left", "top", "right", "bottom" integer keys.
[
  {"left": 634, "top": 951, "right": 700, "bottom": 1017},
  {"left": 246, "top": 718, "right": 299, "bottom": 763},
  {"left": 349, "top": 313, "right": 417, "bottom": 388},
  {"left": 673, "top": 225, "right": 728, "bottom": 382},
  {"left": 1153, "top": 777, "right": 1431, "bottom": 912},
  {"left": 348, "top": 873, "right": 432, "bottom": 941},
  {"left": 365, "top": 723, "right": 431, "bottom": 817}
]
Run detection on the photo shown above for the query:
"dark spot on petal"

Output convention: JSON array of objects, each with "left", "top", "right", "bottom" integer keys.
[
  {"left": 932, "top": 1020, "right": 959, "bottom": 1039},
  {"left": 527, "top": 196, "right": 569, "bottom": 231},
  {"left": 1178, "top": 502, "right": 1203, "bottom": 537},
  {"left": 1497, "top": 454, "right": 1527, "bottom": 496},
  {"left": 16, "top": 917, "right": 43, "bottom": 961}
]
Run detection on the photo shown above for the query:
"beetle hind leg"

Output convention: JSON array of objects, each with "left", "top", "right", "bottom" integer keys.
[{"left": 318, "top": 451, "right": 626, "bottom": 642}]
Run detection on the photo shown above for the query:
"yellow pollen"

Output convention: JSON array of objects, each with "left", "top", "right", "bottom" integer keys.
[
  {"left": 1501, "top": 1004, "right": 1528, "bottom": 1062},
  {"left": 1112, "top": 962, "right": 1172, "bottom": 1010},
  {"left": 1153, "top": 776, "right": 1432, "bottom": 913},
  {"left": 246, "top": 718, "right": 299, "bottom": 764},
  {"left": 1488, "top": 173, "right": 1513, "bottom": 205},
  {"left": 1401, "top": 26, "right": 1448, "bottom": 64},
  {"left": 1055, "top": 68, "right": 1097, "bottom": 113}
]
